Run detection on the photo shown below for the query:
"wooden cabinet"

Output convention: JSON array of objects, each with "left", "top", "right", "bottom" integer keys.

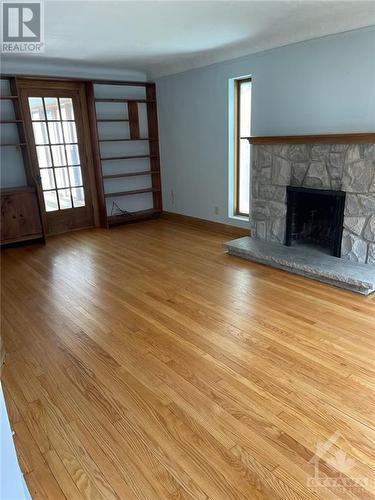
[{"left": 1, "top": 187, "right": 44, "bottom": 245}]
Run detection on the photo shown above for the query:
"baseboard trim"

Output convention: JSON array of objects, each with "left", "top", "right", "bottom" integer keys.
[{"left": 161, "top": 212, "right": 250, "bottom": 237}]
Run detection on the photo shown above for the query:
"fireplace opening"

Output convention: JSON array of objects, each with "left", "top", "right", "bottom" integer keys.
[{"left": 285, "top": 186, "right": 346, "bottom": 257}]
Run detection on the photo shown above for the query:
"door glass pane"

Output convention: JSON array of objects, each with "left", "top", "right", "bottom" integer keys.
[
  {"left": 72, "top": 187, "right": 85, "bottom": 207},
  {"left": 58, "top": 189, "right": 72, "bottom": 209},
  {"left": 36, "top": 146, "right": 52, "bottom": 168},
  {"left": 48, "top": 121, "right": 64, "bottom": 144},
  {"left": 28, "top": 98, "right": 45, "bottom": 120},
  {"left": 69, "top": 166, "right": 82, "bottom": 187},
  {"left": 55, "top": 167, "right": 70, "bottom": 188},
  {"left": 40, "top": 169, "right": 55, "bottom": 190},
  {"left": 44, "top": 97, "right": 60, "bottom": 120},
  {"left": 65, "top": 144, "right": 80, "bottom": 165},
  {"left": 32, "top": 122, "right": 49, "bottom": 144},
  {"left": 59, "top": 98, "right": 74, "bottom": 120},
  {"left": 51, "top": 145, "right": 66, "bottom": 166},
  {"left": 43, "top": 190, "right": 58, "bottom": 212},
  {"left": 28, "top": 95, "right": 86, "bottom": 213},
  {"left": 62, "top": 121, "right": 77, "bottom": 143}
]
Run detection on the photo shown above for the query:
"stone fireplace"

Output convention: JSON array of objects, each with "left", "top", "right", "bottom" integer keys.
[{"left": 250, "top": 143, "right": 375, "bottom": 264}]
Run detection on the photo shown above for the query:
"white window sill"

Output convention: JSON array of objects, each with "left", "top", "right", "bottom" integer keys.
[{"left": 229, "top": 214, "right": 249, "bottom": 222}]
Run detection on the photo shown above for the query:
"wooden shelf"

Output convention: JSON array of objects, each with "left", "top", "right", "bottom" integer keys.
[
  {"left": 107, "top": 208, "right": 161, "bottom": 227},
  {"left": 95, "top": 98, "right": 155, "bottom": 103},
  {"left": 0, "top": 143, "right": 27, "bottom": 147},
  {"left": 99, "top": 137, "right": 154, "bottom": 142},
  {"left": 96, "top": 119, "right": 129, "bottom": 123},
  {"left": 104, "top": 188, "right": 160, "bottom": 198},
  {"left": 103, "top": 170, "right": 160, "bottom": 179},
  {"left": 245, "top": 133, "right": 375, "bottom": 144},
  {"left": 0, "top": 120, "right": 23, "bottom": 124},
  {"left": 101, "top": 154, "right": 158, "bottom": 161},
  {"left": 0, "top": 96, "right": 18, "bottom": 100}
]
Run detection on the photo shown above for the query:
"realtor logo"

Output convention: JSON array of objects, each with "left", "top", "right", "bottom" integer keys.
[
  {"left": 307, "top": 431, "right": 368, "bottom": 492},
  {"left": 1, "top": 0, "right": 44, "bottom": 52}
]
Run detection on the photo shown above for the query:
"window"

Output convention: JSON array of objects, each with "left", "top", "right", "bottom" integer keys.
[{"left": 234, "top": 78, "right": 251, "bottom": 216}]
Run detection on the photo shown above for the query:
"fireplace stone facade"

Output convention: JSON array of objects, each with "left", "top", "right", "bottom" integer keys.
[{"left": 250, "top": 143, "right": 375, "bottom": 264}]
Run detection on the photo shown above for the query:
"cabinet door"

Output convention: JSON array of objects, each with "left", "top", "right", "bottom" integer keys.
[
  {"left": 1, "top": 190, "right": 43, "bottom": 243},
  {"left": 17, "top": 192, "right": 42, "bottom": 237},
  {"left": 1, "top": 195, "right": 20, "bottom": 240}
]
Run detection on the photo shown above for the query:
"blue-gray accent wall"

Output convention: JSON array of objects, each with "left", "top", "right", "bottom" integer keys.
[{"left": 156, "top": 27, "right": 375, "bottom": 227}]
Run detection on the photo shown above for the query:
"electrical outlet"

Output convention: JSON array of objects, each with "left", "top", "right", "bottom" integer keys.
[{"left": 214, "top": 206, "right": 219, "bottom": 215}]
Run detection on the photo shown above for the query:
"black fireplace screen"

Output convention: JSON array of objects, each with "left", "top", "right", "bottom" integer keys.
[{"left": 285, "top": 186, "right": 346, "bottom": 257}]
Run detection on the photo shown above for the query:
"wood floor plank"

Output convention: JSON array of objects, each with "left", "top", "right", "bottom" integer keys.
[{"left": 1, "top": 219, "right": 375, "bottom": 499}]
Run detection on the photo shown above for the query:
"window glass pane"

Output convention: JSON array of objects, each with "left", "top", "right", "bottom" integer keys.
[
  {"left": 40, "top": 169, "right": 55, "bottom": 190},
  {"left": 72, "top": 187, "right": 85, "bottom": 207},
  {"left": 65, "top": 144, "right": 80, "bottom": 165},
  {"left": 43, "top": 190, "right": 58, "bottom": 211},
  {"left": 28, "top": 97, "right": 45, "bottom": 120},
  {"left": 44, "top": 97, "right": 60, "bottom": 120},
  {"left": 59, "top": 98, "right": 74, "bottom": 120},
  {"left": 69, "top": 166, "right": 83, "bottom": 187},
  {"left": 55, "top": 167, "right": 70, "bottom": 188},
  {"left": 32, "top": 122, "right": 49, "bottom": 144},
  {"left": 36, "top": 145, "right": 52, "bottom": 168},
  {"left": 239, "top": 81, "right": 251, "bottom": 137},
  {"left": 239, "top": 138, "right": 250, "bottom": 215},
  {"left": 48, "top": 121, "right": 64, "bottom": 144},
  {"left": 235, "top": 79, "right": 251, "bottom": 216},
  {"left": 62, "top": 121, "right": 77, "bottom": 143},
  {"left": 58, "top": 189, "right": 72, "bottom": 209},
  {"left": 51, "top": 145, "right": 66, "bottom": 166}
]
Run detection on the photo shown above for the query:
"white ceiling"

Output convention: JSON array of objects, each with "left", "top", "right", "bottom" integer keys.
[{"left": 3, "top": 0, "right": 375, "bottom": 79}]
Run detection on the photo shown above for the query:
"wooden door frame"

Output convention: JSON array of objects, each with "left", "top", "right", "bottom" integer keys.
[{"left": 16, "top": 77, "right": 101, "bottom": 233}]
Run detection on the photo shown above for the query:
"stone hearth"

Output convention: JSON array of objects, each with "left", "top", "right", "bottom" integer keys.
[{"left": 251, "top": 143, "right": 375, "bottom": 263}]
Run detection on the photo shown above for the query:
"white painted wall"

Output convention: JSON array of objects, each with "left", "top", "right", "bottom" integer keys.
[{"left": 156, "top": 27, "right": 375, "bottom": 228}]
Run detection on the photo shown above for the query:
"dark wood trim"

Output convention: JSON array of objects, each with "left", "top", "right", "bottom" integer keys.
[
  {"left": 246, "top": 133, "right": 375, "bottom": 144},
  {"left": 86, "top": 81, "right": 108, "bottom": 228},
  {"left": 1, "top": 74, "right": 148, "bottom": 86},
  {"left": 162, "top": 212, "right": 250, "bottom": 237},
  {"left": 104, "top": 188, "right": 160, "bottom": 198},
  {"left": 128, "top": 101, "right": 140, "bottom": 139},
  {"left": 101, "top": 154, "right": 157, "bottom": 161},
  {"left": 99, "top": 137, "right": 151, "bottom": 142},
  {"left": 96, "top": 119, "right": 130, "bottom": 123},
  {"left": 95, "top": 98, "right": 154, "bottom": 104},
  {"left": 103, "top": 171, "right": 160, "bottom": 179},
  {"left": 146, "top": 83, "right": 162, "bottom": 212}
]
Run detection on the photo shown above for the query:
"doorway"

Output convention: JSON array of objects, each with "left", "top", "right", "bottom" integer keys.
[{"left": 17, "top": 79, "right": 98, "bottom": 235}]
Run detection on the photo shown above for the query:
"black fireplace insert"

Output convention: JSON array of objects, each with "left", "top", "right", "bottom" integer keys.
[{"left": 285, "top": 186, "right": 346, "bottom": 257}]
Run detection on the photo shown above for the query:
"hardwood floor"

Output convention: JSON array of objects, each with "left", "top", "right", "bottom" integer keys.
[{"left": 1, "top": 219, "right": 374, "bottom": 499}]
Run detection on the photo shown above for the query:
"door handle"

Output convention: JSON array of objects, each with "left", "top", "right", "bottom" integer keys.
[{"left": 35, "top": 174, "right": 41, "bottom": 186}]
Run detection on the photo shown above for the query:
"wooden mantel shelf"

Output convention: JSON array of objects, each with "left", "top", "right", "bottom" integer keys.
[{"left": 245, "top": 133, "right": 375, "bottom": 145}]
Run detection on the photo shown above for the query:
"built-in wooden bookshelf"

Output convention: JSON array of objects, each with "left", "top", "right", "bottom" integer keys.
[{"left": 87, "top": 80, "right": 162, "bottom": 228}]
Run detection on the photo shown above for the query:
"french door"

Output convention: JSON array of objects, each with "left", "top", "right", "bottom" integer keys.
[{"left": 18, "top": 79, "right": 98, "bottom": 235}]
